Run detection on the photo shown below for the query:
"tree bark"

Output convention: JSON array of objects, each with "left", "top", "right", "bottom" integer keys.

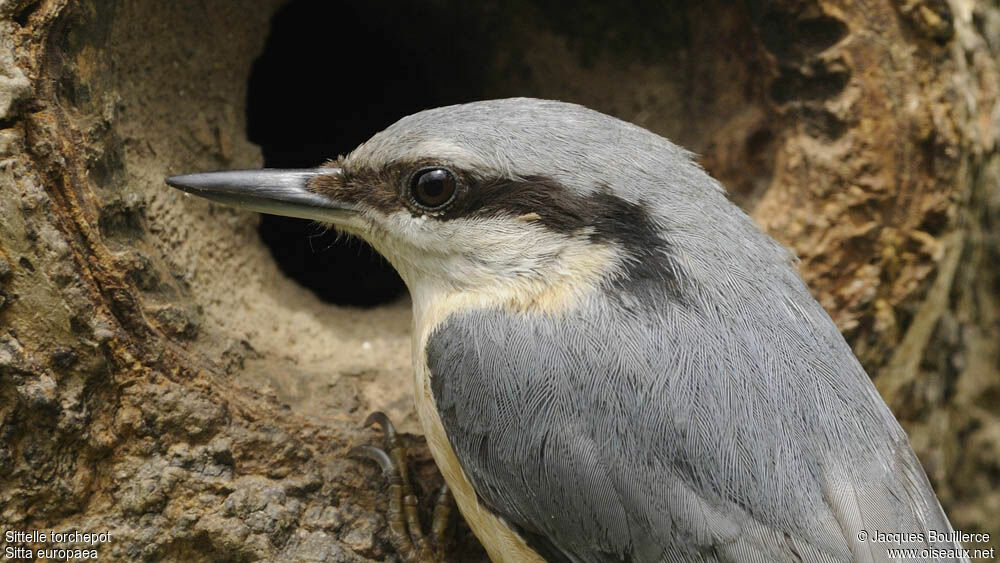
[{"left": 1, "top": 0, "right": 997, "bottom": 561}]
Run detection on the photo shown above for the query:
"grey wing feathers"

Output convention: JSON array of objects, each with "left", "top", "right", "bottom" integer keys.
[
  {"left": 822, "top": 438, "right": 967, "bottom": 563},
  {"left": 426, "top": 298, "right": 965, "bottom": 563}
]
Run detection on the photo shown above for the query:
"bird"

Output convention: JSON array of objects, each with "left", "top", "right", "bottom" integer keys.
[{"left": 166, "top": 98, "right": 968, "bottom": 562}]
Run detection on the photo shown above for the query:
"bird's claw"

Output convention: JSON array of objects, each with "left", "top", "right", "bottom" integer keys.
[{"left": 350, "top": 411, "right": 453, "bottom": 562}]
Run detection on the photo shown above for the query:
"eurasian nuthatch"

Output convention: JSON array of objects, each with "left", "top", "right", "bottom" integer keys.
[{"left": 167, "top": 98, "right": 966, "bottom": 562}]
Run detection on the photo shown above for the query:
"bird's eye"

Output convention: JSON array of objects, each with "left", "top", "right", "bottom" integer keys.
[{"left": 409, "top": 168, "right": 457, "bottom": 210}]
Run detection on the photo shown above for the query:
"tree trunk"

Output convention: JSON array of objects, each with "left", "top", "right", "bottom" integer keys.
[{"left": 1, "top": 1, "right": 996, "bottom": 561}]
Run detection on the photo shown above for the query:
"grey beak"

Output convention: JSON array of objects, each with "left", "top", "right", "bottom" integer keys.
[{"left": 165, "top": 168, "right": 351, "bottom": 222}]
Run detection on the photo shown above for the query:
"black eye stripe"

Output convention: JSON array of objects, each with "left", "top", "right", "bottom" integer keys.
[{"left": 409, "top": 167, "right": 458, "bottom": 210}]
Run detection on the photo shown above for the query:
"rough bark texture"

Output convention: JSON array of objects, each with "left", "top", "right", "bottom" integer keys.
[{"left": 1, "top": 0, "right": 997, "bottom": 561}]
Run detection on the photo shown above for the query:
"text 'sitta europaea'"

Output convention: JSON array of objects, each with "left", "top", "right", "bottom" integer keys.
[{"left": 166, "top": 98, "right": 968, "bottom": 562}]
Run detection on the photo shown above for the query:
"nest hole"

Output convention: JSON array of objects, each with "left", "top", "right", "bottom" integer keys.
[{"left": 247, "top": 1, "right": 778, "bottom": 306}]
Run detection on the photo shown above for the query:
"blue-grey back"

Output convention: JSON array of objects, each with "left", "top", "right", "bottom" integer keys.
[{"left": 426, "top": 260, "right": 958, "bottom": 561}]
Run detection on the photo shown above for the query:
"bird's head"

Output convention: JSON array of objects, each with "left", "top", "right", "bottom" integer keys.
[{"left": 167, "top": 98, "right": 764, "bottom": 316}]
